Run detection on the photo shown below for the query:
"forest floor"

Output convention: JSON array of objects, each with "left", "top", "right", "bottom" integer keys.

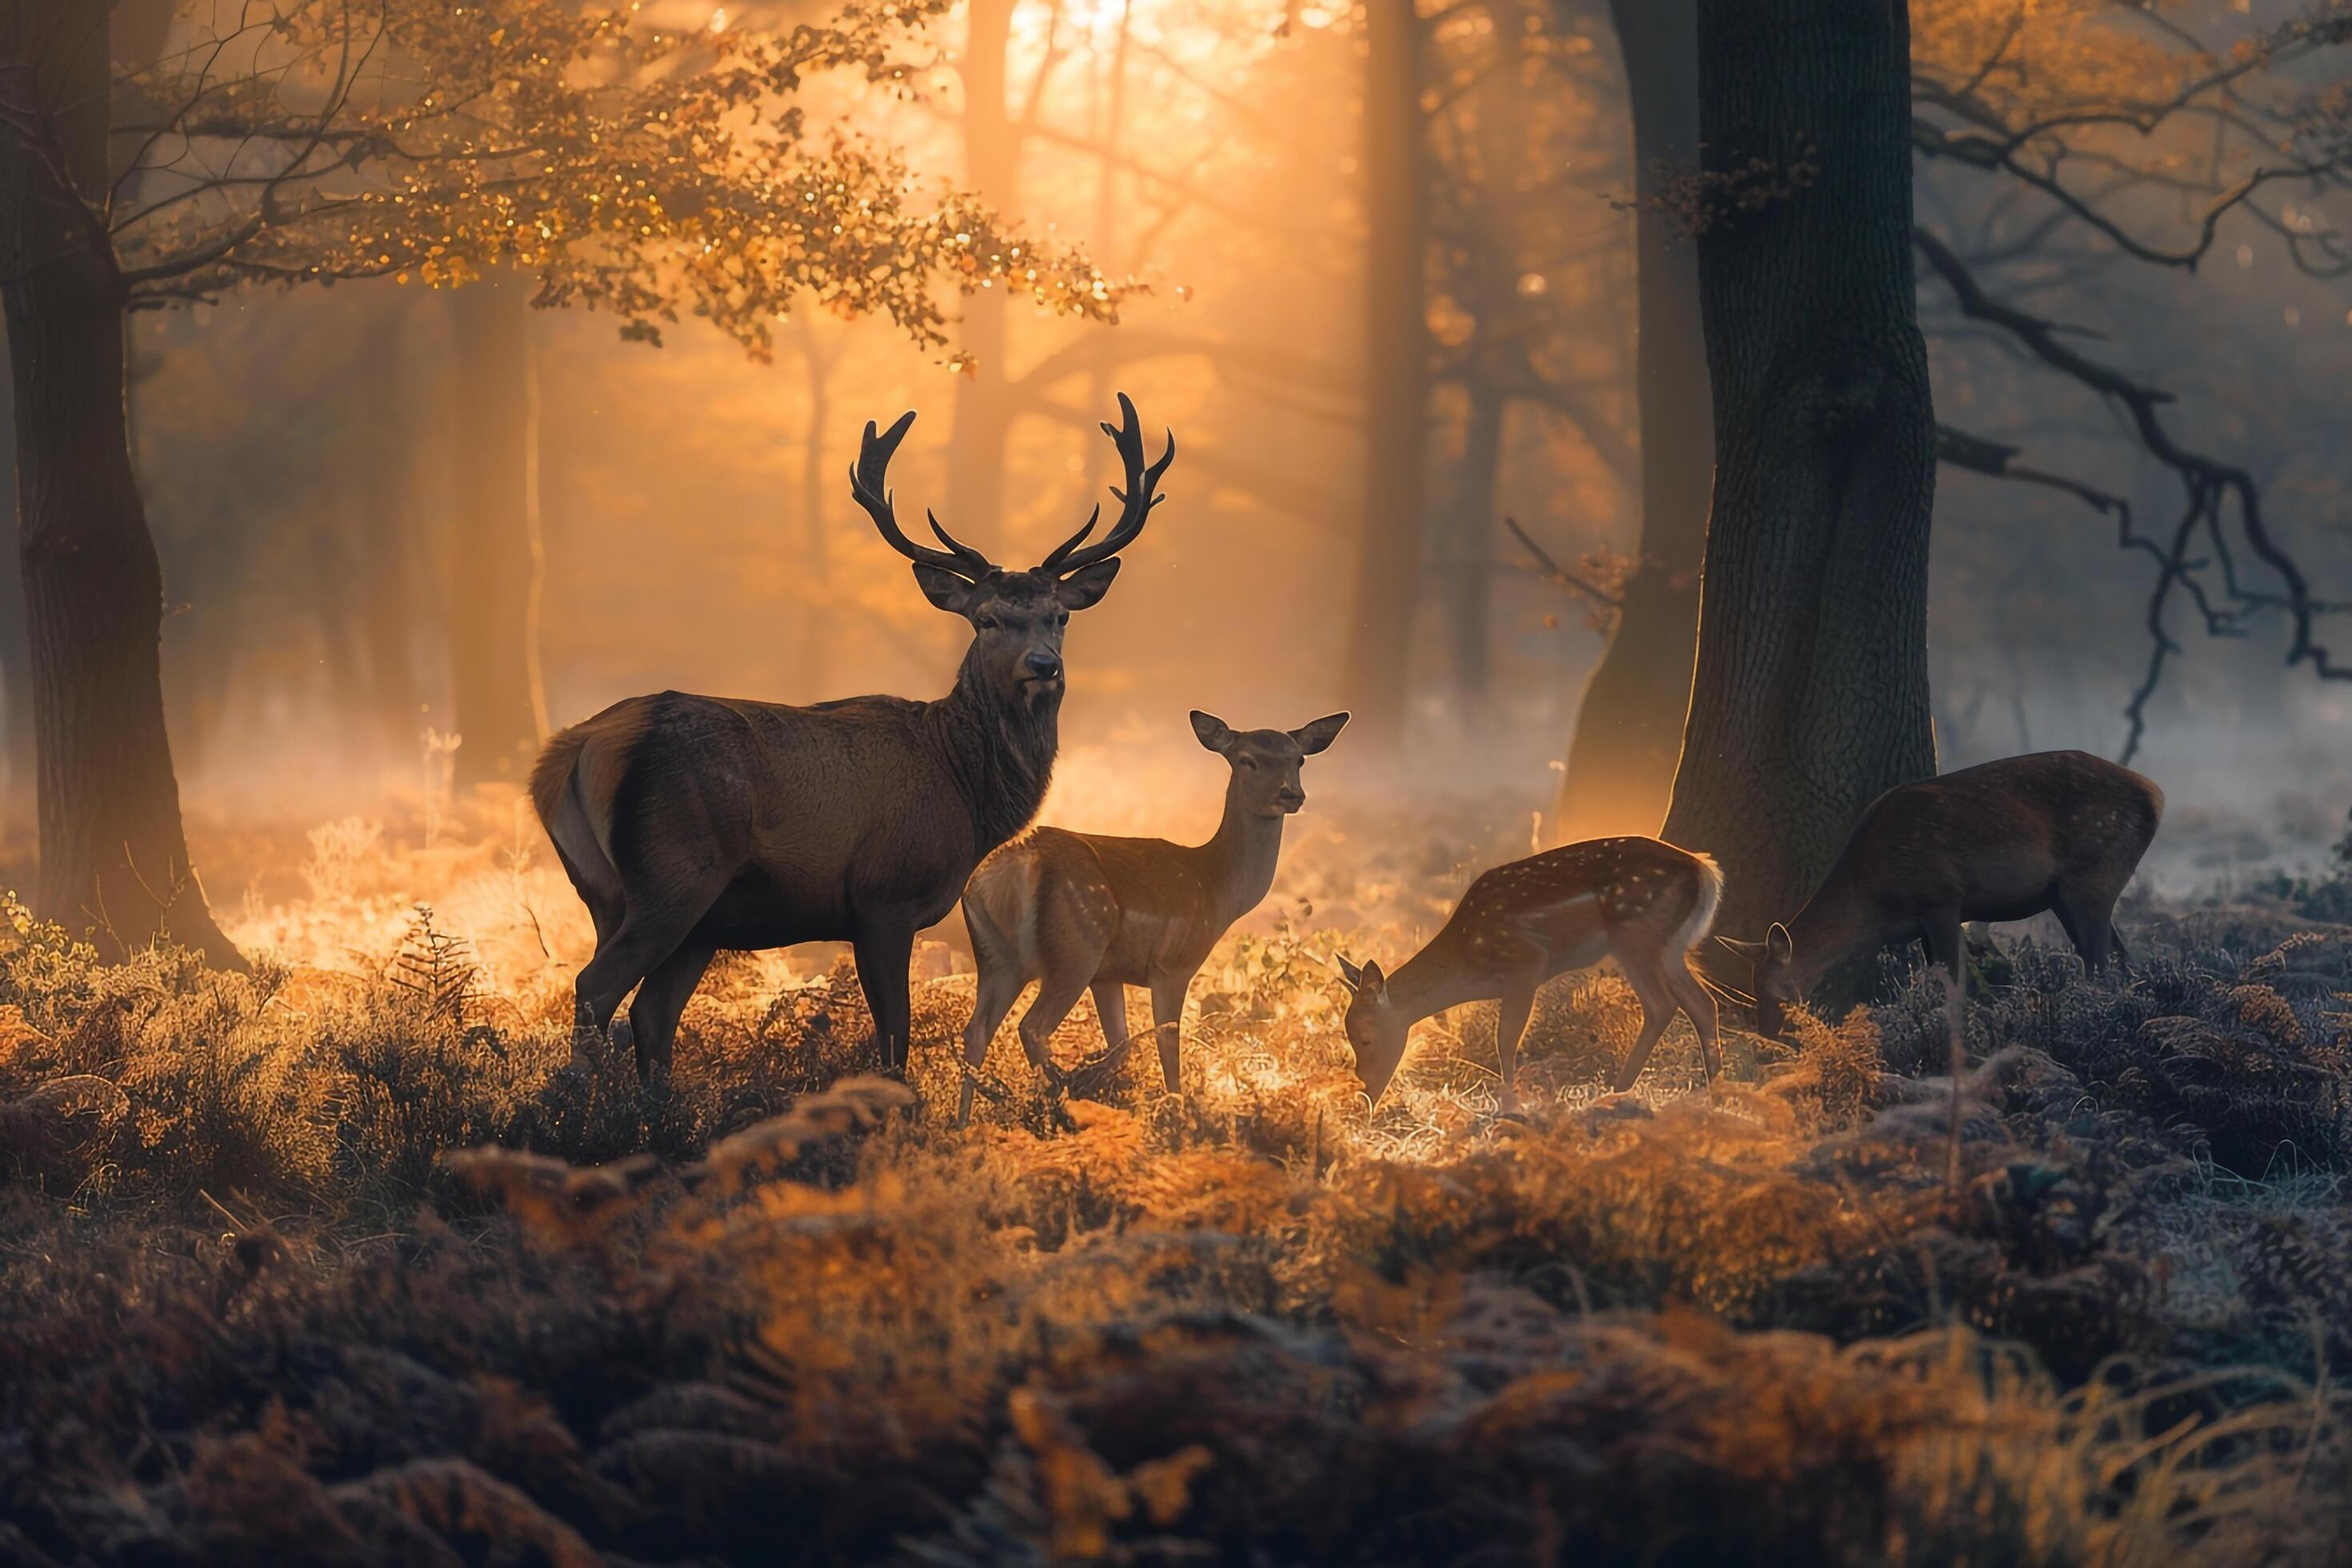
[{"left": 4, "top": 782, "right": 2352, "bottom": 1565}]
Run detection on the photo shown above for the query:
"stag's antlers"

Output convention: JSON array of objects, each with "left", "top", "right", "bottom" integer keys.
[
  {"left": 849, "top": 410, "right": 997, "bottom": 582},
  {"left": 1041, "top": 392, "right": 1175, "bottom": 577},
  {"left": 850, "top": 394, "right": 1173, "bottom": 581}
]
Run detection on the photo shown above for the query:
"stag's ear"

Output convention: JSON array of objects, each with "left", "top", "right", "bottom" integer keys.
[
  {"left": 1290, "top": 712, "right": 1350, "bottom": 755},
  {"left": 913, "top": 563, "right": 975, "bottom": 614},
  {"left": 1053, "top": 558, "right": 1121, "bottom": 610},
  {"left": 1360, "top": 958, "right": 1387, "bottom": 997},
  {"left": 1190, "top": 710, "right": 1236, "bottom": 754},
  {"left": 1714, "top": 934, "right": 1765, "bottom": 963},
  {"left": 1766, "top": 922, "right": 1794, "bottom": 964},
  {"left": 1336, "top": 952, "right": 1363, "bottom": 990}
]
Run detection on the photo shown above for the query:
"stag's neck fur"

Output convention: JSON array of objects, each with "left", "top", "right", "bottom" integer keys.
[
  {"left": 928, "top": 657, "right": 1061, "bottom": 852},
  {"left": 1188, "top": 789, "right": 1286, "bottom": 925}
]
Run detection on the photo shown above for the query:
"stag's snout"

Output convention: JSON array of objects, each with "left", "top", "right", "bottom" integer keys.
[
  {"left": 1274, "top": 786, "right": 1306, "bottom": 813},
  {"left": 1022, "top": 650, "right": 1065, "bottom": 684}
]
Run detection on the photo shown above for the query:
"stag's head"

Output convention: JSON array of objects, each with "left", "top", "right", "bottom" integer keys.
[
  {"left": 1336, "top": 954, "right": 1407, "bottom": 1107},
  {"left": 1189, "top": 710, "right": 1350, "bottom": 818},
  {"left": 850, "top": 393, "right": 1174, "bottom": 714}
]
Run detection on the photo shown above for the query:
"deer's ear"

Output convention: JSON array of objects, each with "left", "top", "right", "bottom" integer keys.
[
  {"left": 1290, "top": 711, "right": 1350, "bottom": 755},
  {"left": 1336, "top": 952, "right": 1363, "bottom": 990},
  {"left": 1360, "top": 958, "right": 1387, "bottom": 997},
  {"left": 913, "top": 563, "right": 974, "bottom": 614},
  {"left": 1766, "top": 922, "right": 1794, "bottom": 963},
  {"left": 1053, "top": 558, "right": 1121, "bottom": 610},
  {"left": 1190, "top": 710, "right": 1236, "bottom": 753}
]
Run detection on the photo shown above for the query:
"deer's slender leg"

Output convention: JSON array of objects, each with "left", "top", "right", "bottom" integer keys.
[
  {"left": 628, "top": 941, "right": 715, "bottom": 1085},
  {"left": 1090, "top": 982, "right": 1130, "bottom": 1066},
  {"left": 1015, "top": 964, "right": 1094, "bottom": 1086},
  {"left": 853, "top": 923, "right": 917, "bottom": 1072},
  {"left": 2050, "top": 884, "right": 2117, "bottom": 973},
  {"left": 1148, "top": 972, "right": 1191, "bottom": 1094},
  {"left": 1493, "top": 970, "right": 1538, "bottom": 1117},
  {"left": 1663, "top": 956, "right": 1722, "bottom": 1082},
  {"left": 1610, "top": 955, "right": 1678, "bottom": 1094},
  {"left": 957, "top": 963, "right": 1030, "bottom": 1126}
]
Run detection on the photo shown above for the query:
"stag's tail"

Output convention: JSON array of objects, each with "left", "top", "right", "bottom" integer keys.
[
  {"left": 530, "top": 725, "right": 626, "bottom": 911},
  {"left": 1674, "top": 852, "right": 1726, "bottom": 954}
]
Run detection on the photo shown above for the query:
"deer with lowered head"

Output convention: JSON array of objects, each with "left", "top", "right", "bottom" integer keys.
[
  {"left": 1338, "top": 836, "right": 1724, "bottom": 1114},
  {"left": 955, "top": 710, "right": 1349, "bottom": 1124},
  {"left": 530, "top": 394, "right": 1173, "bottom": 1083},
  {"left": 1718, "top": 750, "right": 2162, "bottom": 1038}
]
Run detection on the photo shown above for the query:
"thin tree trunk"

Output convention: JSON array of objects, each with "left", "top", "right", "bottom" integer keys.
[
  {"left": 1342, "top": 0, "right": 1430, "bottom": 753},
  {"left": 0, "top": 337, "right": 26, "bottom": 793},
  {"left": 946, "top": 0, "right": 1015, "bottom": 554},
  {"left": 1553, "top": 0, "right": 1712, "bottom": 841},
  {"left": 794, "top": 314, "right": 835, "bottom": 698},
  {"left": 358, "top": 305, "right": 420, "bottom": 758},
  {"left": 447, "top": 276, "right": 546, "bottom": 787},
  {"left": 1661, "top": 0, "right": 1937, "bottom": 942},
  {"left": 0, "top": 1, "right": 240, "bottom": 966},
  {"left": 1442, "top": 382, "right": 1504, "bottom": 702}
]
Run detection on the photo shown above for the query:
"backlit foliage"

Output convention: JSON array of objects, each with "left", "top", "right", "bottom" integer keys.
[
  {"left": 112, "top": 2, "right": 1125, "bottom": 355},
  {"left": 5, "top": 790, "right": 2352, "bottom": 1560}
]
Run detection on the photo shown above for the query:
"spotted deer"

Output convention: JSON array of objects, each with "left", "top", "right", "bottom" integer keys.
[
  {"left": 955, "top": 710, "right": 1349, "bottom": 1124},
  {"left": 530, "top": 394, "right": 1173, "bottom": 1082},
  {"left": 1338, "top": 836, "right": 1724, "bottom": 1112},
  {"left": 1718, "top": 750, "right": 2162, "bottom": 1038}
]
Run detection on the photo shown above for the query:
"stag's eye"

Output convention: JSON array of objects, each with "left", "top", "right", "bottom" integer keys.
[
  {"left": 1237, "top": 757, "right": 1258, "bottom": 770},
  {"left": 974, "top": 615, "right": 999, "bottom": 630}
]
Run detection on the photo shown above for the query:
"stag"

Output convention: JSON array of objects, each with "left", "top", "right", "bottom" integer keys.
[
  {"left": 530, "top": 394, "right": 1174, "bottom": 1082},
  {"left": 1338, "top": 837, "right": 1724, "bottom": 1113},
  {"left": 1718, "top": 750, "right": 2162, "bottom": 1038},
  {"left": 955, "top": 709, "right": 1349, "bottom": 1124}
]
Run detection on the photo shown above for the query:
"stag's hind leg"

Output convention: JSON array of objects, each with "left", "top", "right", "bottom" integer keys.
[
  {"left": 572, "top": 884, "right": 722, "bottom": 1071},
  {"left": 2050, "top": 878, "right": 2125, "bottom": 974},
  {"left": 629, "top": 941, "right": 716, "bottom": 1086}
]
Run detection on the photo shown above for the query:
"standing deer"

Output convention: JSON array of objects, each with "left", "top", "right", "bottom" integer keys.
[
  {"left": 1338, "top": 837, "right": 1724, "bottom": 1113},
  {"left": 955, "top": 709, "right": 1349, "bottom": 1124},
  {"left": 530, "top": 394, "right": 1173, "bottom": 1082},
  {"left": 1718, "top": 750, "right": 2162, "bottom": 1038}
]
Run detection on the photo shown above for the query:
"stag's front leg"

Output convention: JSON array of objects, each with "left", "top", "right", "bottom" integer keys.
[
  {"left": 854, "top": 923, "right": 917, "bottom": 1073},
  {"left": 1149, "top": 971, "right": 1192, "bottom": 1094}
]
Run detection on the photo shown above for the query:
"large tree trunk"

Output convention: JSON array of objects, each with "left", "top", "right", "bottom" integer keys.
[
  {"left": 1342, "top": 0, "right": 1430, "bottom": 752},
  {"left": 0, "top": 345, "right": 26, "bottom": 794},
  {"left": 946, "top": 0, "right": 1015, "bottom": 554},
  {"left": 446, "top": 277, "right": 546, "bottom": 787},
  {"left": 1551, "top": 0, "right": 1713, "bottom": 841},
  {"left": 0, "top": 2, "right": 240, "bottom": 966},
  {"left": 1660, "top": 0, "right": 1937, "bottom": 941}
]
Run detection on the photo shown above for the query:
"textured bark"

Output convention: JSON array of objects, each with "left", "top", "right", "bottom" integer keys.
[
  {"left": 945, "top": 0, "right": 1015, "bottom": 553},
  {"left": 1659, "top": 0, "right": 1938, "bottom": 942},
  {"left": 0, "top": 0, "right": 240, "bottom": 965},
  {"left": 1342, "top": 0, "right": 1430, "bottom": 753},
  {"left": 1552, "top": 0, "right": 1712, "bottom": 841},
  {"left": 447, "top": 277, "right": 547, "bottom": 786},
  {"left": 0, "top": 334, "right": 26, "bottom": 791}
]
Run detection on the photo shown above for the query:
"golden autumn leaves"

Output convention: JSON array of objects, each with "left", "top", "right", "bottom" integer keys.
[{"left": 113, "top": 0, "right": 1126, "bottom": 364}]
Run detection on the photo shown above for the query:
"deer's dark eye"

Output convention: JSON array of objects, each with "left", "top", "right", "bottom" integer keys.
[
  {"left": 1237, "top": 757, "right": 1258, "bottom": 769},
  {"left": 975, "top": 615, "right": 999, "bottom": 630}
]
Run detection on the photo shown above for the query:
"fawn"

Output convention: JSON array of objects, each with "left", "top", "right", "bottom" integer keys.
[
  {"left": 1718, "top": 750, "right": 2162, "bottom": 1037},
  {"left": 1339, "top": 836, "right": 1724, "bottom": 1113},
  {"left": 955, "top": 710, "right": 1349, "bottom": 1124}
]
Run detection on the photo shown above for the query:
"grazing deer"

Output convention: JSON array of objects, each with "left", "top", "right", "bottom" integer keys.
[
  {"left": 956, "top": 710, "right": 1349, "bottom": 1124},
  {"left": 1717, "top": 750, "right": 2162, "bottom": 1038},
  {"left": 1338, "top": 837, "right": 1724, "bottom": 1112},
  {"left": 530, "top": 394, "right": 1173, "bottom": 1082}
]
